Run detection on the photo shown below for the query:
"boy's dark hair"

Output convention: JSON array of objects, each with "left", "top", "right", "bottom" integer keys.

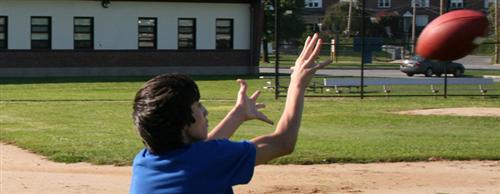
[{"left": 132, "top": 74, "right": 200, "bottom": 154}]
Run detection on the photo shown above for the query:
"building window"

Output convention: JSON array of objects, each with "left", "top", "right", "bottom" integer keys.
[
  {"left": 0, "top": 16, "right": 6, "bottom": 49},
  {"left": 450, "top": 0, "right": 464, "bottom": 9},
  {"left": 138, "top": 17, "right": 157, "bottom": 49},
  {"left": 378, "top": 0, "right": 391, "bottom": 8},
  {"left": 416, "top": 15, "right": 429, "bottom": 27},
  {"left": 413, "top": 0, "right": 430, "bottom": 7},
  {"left": 31, "top": 17, "right": 51, "bottom": 49},
  {"left": 305, "top": 0, "right": 322, "bottom": 8},
  {"left": 216, "top": 19, "right": 233, "bottom": 49},
  {"left": 485, "top": 0, "right": 494, "bottom": 9},
  {"left": 178, "top": 18, "right": 196, "bottom": 49},
  {"left": 74, "top": 17, "right": 93, "bottom": 50}
]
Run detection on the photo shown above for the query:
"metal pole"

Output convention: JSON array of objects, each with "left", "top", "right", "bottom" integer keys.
[
  {"left": 495, "top": 0, "right": 499, "bottom": 64},
  {"left": 444, "top": 62, "right": 448, "bottom": 98},
  {"left": 262, "top": 4, "right": 270, "bottom": 63},
  {"left": 346, "top": 0, "right": 353, "bottom": 36},
  {"left": 274, "top": 0, "right": 280, "bottom": 100},
  {"left": 440, "top": 0, "right": 445, "bottom": 15},
  {"left": 360, "top": 0, "right": 366, "bottom": 99},
  {"left": 412, "top": 1, "right": 416, "bottom": 54},
  {"left": 443, "top": 0, "right": 448, "bottom": 99}
]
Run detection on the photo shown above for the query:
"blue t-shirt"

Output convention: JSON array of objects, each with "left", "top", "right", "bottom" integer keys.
[{"left": 130, "top": 139, "right": 256, "bottom": 194}]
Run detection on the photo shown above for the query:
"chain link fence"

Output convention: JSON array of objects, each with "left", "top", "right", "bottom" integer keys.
[{"left": 260, "top": 38, "right": 500, "bottom": 98}]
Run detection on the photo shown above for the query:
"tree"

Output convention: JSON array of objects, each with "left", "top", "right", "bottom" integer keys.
[
  {"left": 322, "top": 1, "right": 364, "bottom": 36},
  {"left": 262, "top": 0, "right": 305, "bottom": 62},
  {"left": 263, "top": 0, "right": 305, "bottom": 43},
  {"left": 322, "top": 2, "right": 403, "bottom": 38},
  {"left": 279, "top": 0, "right": 306, "bottom": 41}
]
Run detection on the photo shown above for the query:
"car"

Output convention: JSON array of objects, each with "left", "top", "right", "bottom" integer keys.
[{"left": 400, "top": 56, "right": 465, "bottom": 77}]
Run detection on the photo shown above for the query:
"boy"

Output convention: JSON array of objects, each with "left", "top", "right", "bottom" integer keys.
[{"left": 130, "top": 33, "right": 330, "bottom": 193}]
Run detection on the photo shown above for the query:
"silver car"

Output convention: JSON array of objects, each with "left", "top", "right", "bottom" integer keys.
[{"left": 400, "top": 56, "right": 465, "bottom": 77}]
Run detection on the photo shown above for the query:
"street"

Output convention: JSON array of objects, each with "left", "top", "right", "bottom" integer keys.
[{"left": 260, "top": 56, "right": 500, "bottom": 82}]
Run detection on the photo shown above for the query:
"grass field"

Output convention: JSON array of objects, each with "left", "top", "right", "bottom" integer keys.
[{"left": 1, "top": 76, "right": 499, "bottom": 165}]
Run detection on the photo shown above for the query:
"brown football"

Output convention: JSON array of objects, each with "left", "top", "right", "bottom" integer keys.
[{"left": 416, "top": 9, "right": 489, "bottom": 61}]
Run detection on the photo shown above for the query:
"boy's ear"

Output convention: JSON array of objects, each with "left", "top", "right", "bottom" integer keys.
[{"left": 181, "top": 125, "right": 196, "bottom": 144}]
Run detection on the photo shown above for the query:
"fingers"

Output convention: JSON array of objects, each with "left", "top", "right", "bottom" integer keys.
[
  {"left": 315, "top": 59, "right": 333, "bottom": 70},
  {"left": 302, "top": 33, "right": 319, "bottom": 63},
  {"left": 298, "top": 36, "right": 312, "bottom": 61},
  {"left": 237, "top": 79, "right": 247, "bottom": 96},
  {"left": 250, "top": 90, "right": 261, "bottom": 101},
  {"left": 306, "top": 38, "right": 323, "bottom": 63},
  {"left": 255, "top": 103, "right": 266, "bottom": 109},
  {"left": 257, "top": 112, "right": 274, "bottom": 125}
]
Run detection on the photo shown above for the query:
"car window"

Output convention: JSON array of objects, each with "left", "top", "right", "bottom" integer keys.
[{"left": 412, "top": 55, "right": 424, "bottom": 61}]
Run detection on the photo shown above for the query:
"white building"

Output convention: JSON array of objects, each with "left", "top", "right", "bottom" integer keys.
[{"left": 0, "top": 0, "right": 263, "bottom": 77}]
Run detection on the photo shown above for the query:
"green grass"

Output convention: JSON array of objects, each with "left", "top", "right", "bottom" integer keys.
[
  {"left": 466, "top": 70, "right": 500, "bottom": 77},
  {"left": 1, "top": 76, "right": 500, "bottom": 165}
]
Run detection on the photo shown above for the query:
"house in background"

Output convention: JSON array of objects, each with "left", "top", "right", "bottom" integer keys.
[
  {"left": 301, "top": 0, "right": 494, "bottom": 38},
  {"left": 367, "top": 0, "right": 494, "bottom": 38},
  {"left": 0, "top": 0, "right": 263, "bottom": 77},
  {"left": 302, "top": 0, "right": 339, "bottom": 31}
]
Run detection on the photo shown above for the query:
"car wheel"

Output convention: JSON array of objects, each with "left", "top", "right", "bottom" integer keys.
[
  {"left": 424, "top": 68, "right": 433, "bottom": 77},
  {"left": 453, "top": 69, "right": 464, "bottom": 77},
  {"left": 406, "top": 73, "right": 414, "bottom": 77}
]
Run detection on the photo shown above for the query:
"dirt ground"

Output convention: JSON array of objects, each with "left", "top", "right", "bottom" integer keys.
[
  {"left": 1, "top": 108, "right": 499, "bottom": 194},
  {"left": 2, "top": 143, "right": 499, "bottom": 194}
]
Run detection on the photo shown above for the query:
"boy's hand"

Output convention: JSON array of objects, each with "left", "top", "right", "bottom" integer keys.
[
  {"left": 233, "top": 79, "right": 273, "bottom": 125},
  {"left": 290, "top": 33, "right": 332, "bottom": 88}
]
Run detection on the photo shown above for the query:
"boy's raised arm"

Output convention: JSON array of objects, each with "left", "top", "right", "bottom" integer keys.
[{"left": 251, "top": 33, "right": 331, "bottom": 165}]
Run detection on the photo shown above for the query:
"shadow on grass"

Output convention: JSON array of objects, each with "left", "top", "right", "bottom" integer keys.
[{"left": 0, "top": 75, "right": 262, "bottom": 85}]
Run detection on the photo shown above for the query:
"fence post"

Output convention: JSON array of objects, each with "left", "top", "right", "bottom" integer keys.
[{"left": 331, "top": 39, "right": 336, "bottom": 62}]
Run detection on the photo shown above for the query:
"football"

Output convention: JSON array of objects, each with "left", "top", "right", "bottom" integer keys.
[{"left": 415, "top": 9, "right": 489, "bottom": 61}]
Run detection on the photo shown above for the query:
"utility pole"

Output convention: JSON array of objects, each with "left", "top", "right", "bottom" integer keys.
[
  {"left": 412, "top": 0, "right": 417, "bottom": 54},
  {"left": 440, "top": 0, "right": 446, "bottom": 15},
  {"left": 274, "top": 0, "right": 280, "bottom": 100},
  {"left": 495, "top": 0, "right": 499, "bottom": 64},
  {"left": 262, "top": 7, "right": 270, "bottom": 63},
  {"left": 346, "top": 0, "right": 353, "bottom": 36}
]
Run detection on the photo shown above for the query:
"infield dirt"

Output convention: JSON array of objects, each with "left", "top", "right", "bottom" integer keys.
[{"left": 2, "top": 143, "right": 499, "bottom": 194}]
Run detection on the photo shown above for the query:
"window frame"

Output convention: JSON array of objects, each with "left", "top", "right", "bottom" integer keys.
[
  {"left": 31, "top": 16, "right": 51, "bottom": 50},
  {"left": 178, "top": 18, "right": 196, "bottom": 50},
  {"left": 485, "top": 0, "right": 494, "bottom": 9},
  {"left": 304, "top": 0, "right": 322, "bottom": 8},
  {"left": 0, "top": 16, "right": 7, "bottom": 49},
  {"left": 415, "top": 15, "right": 429, "bottom": 27},
  {"left": 450, "top": 0, "right": 464, "bottom": 9},
  {"left": 413, "top": 0, "right": 430, "bottom": 7},
  {"left": 378, "top": 0, "right": 391, "bottom": 8},
  {"left": 74, "top": 17, "right": 94, "bottom": 50},
  {"left": 138, "top": 17, "right": 158, "bottom": 50},
  {"left": 216, "top": 18, "right": 234, "bottom": 50}
]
